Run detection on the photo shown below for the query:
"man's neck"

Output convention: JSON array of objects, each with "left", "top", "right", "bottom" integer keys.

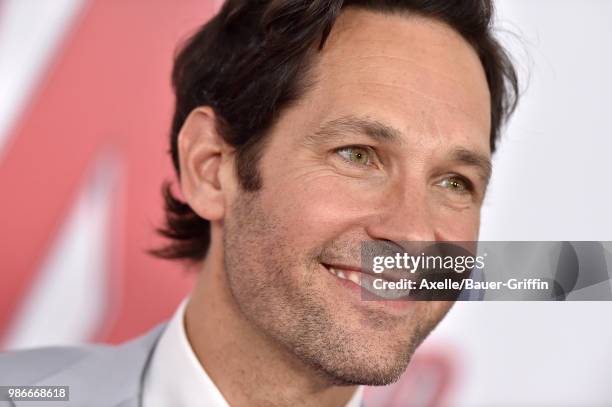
[{"left": 184, "top": 249, "right": 359, "bottom": 407}]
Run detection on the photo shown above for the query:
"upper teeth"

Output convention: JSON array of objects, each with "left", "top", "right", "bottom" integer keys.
[{"left": 328, "top": 267, "right": 362, "bottom": 287}]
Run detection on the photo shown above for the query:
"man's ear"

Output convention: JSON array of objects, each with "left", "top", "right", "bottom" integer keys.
[{"left": 178, "top": 107, "right": 230, "bottom": 222}]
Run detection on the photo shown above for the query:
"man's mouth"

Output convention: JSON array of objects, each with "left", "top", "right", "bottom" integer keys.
[
  {"left": 322, "top": 263, "right": 406, "bottom": 283},
  {"left": 325, "top": 265, "right": 362, "bottom": 286},
  {"left": 322, "top": 263, "right": 410, "bottom": 298},
  {"left": 322, "top": 263, "right": 420, "bottom": 308},
  {"left": 321, "top": 255, "right": 469, "bottom": 302}
]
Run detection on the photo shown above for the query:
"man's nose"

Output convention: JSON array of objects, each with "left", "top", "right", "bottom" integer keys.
[{"left": 364, "top": 181, "right": 437, "bottom": 244}]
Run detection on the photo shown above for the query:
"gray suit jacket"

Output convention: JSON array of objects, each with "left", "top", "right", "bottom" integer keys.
[
  {"left": 0, "top": 323, "right": 167, "bottom": 407},
  {"left": 1, "top": 324, "right": 367, "bottom": 407}
]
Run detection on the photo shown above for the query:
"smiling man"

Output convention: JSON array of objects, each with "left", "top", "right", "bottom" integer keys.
[{"left": 0, "top": 1, "right": 518, "bottom": 406}]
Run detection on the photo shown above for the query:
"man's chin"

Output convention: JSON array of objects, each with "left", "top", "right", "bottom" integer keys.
[
  {"left": 308, "top": 351, "right": 414, "bottom": 387},
  {"left": 294, "top": 334, "right": 418, "bottom": 387},
  {"left": 281, "top": 290, "right": 435, "bottom": 387}
]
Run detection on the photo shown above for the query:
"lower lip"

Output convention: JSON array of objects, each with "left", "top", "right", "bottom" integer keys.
[{"left": 323, "top": 265, "right": 416, "bottom": 312}]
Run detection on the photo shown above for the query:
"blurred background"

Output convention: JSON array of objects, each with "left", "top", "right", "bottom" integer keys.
[{"left": 0, "top": 0, "right": 611, "bottom": 406}]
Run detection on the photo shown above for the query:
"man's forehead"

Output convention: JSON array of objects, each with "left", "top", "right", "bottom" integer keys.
[
  {"left": 309, "top": 7, "right": 492, "bottom": 142},
  {"left": 322, "top": 7, "right": 482, "bottom": 72}
]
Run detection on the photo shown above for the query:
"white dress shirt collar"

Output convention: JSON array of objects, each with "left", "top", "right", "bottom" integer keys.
[
  {"left": 142, "top": 298, "right": 363, "bottom": 407},
  {"left": 142, "top": 298, "right": 230, "bottom": 407}
]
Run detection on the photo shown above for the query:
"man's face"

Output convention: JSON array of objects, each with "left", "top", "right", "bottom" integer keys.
[{"left": 223, "top": 9, "right": 491, "bottom": 385}]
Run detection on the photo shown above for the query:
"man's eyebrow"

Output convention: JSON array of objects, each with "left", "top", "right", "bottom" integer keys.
[
  {"left": 449, "top": 147, "right": 492, "bottom": 184},
  {"left": 305, "top": 115, "right": 403, "bottom": 145}
]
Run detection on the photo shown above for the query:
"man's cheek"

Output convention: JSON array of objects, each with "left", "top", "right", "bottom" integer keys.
[
  {"left": 268, "top": 173, "right": 362, "bottom": 216},
  {"left": 289, "top": 190, "right": 363, "bottom": 235},
  {"left": 434, "top": 209, "right": 481, "bottom": 241}
]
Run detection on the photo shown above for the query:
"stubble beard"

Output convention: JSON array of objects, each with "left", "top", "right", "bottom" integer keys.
[{"left": 222, "top": 189, "right": 448, "bottom": 386}]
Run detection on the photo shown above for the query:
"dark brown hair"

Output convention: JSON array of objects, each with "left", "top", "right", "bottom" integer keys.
[{"left": 151, "top": 0, "right": 519, "bottom": 263}]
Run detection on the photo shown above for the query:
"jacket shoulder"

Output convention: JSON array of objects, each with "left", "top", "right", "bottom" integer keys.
[
  {"left": 0, "top": 323, "right": 167, "bottom": 406},
  {"left": 0, "top": 343, "right": 107, "bottom": 384}
]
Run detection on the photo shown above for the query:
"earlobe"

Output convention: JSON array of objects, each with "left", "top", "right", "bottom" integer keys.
[{"left": 177, "top": 107, "right": 227, "bottom": 222}]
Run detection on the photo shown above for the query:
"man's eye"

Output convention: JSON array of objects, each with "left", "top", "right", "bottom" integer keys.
[
  {"left": 438, "top": 176, "right": 472, "bottom": 193},
  {"left": 336, "top": 146, "right": 372, "bottom": 166}
]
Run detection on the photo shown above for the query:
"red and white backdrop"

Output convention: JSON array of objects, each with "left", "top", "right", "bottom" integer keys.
[{"left": 1, "top": 1, "right": 611, "bottom": 406}]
